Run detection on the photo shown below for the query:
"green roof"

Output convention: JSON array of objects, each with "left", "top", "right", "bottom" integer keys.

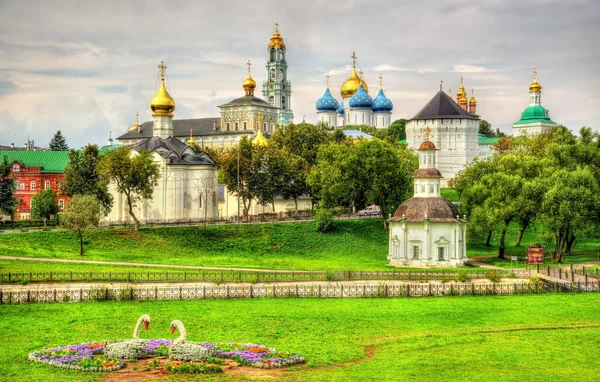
[
  {"left": 99, "top": 144, "right": 120, "bottom": 156},
  {"left": 514, "top": 105, "right": 557, "bottom": 125},
  {"left": 478, "top": 134, "right": 500, "bottom": 145},
  {"left": 0, "top": 151, "right": 70, "bottom": 173}
]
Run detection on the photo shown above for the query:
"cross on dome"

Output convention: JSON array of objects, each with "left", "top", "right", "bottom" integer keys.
[
  {"left": 247, "top": 60, "right": 251, "bottom": 75},
  {"left": 158, "top": 60, "right": 167, "bottom": 80},
  {"left": 424, "top": 127, "right": 431, "bottom": 141},
  {"left": 379, "top": 74, "right": 383, "bottom": 89},
  {"left": 351, "top": 51, "right": 357, "bottom": 68},
  {"left": 326, "top": 72, "right": 330, "bottom": 88}
]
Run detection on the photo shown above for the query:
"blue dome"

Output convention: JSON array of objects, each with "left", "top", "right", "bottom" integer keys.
[
  {"left": 316, "top": 88, "right": 339, "bottom": 112},
  {"left": 372, "top": 89, "right": 393, "bottom": 112},
  {"left": 348, "top": 84, "right": 373, "bottom": 108},
  {"left": 338, "top": 101, "right": 344, "bottom": 115}
]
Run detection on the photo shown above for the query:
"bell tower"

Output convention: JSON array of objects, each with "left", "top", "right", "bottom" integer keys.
[{"left": 262, "top": 22, "right": 294, "bottom": 127}]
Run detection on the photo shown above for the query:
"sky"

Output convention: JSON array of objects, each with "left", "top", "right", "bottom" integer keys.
[{"left": 0, "top": 0, "right": 598, "bottom": 149}]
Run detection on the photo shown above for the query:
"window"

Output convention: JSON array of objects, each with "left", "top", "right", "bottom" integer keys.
[
  {"left": 281, "top": 96, "right": 286, "bottom": 109},
  {"left": 235, "top": 122, "right": 239, "bottom": 130},
  {"left": 12, "top": 164, "right": 19, "bottom": 172},
  {"left": 226, "top": 122, "right": 230, "bottom": 131},
  {"left": 212, "top": 191, "right": 217, "bottom": 207},
  {"left": 270, "top": 68, "right": 275, "bottom": 81},
  {"left": 429, "top": 185, "right": 434, "bottom": 194},
  {"left": 420, "top": 184, "right": 425, "bottom": 193},
  {"left": 45, "top": 181, "right": 51, "bottom": 190},
  {"left": 198, "top": 194, "right": 202, "bottom": 209},
  {"left": 412, "top": 246, "right": 420, "bottom": 259},
  {"left": 19, "top": 183, "right": 25, "bottom": 190},
  {"left": 269, "top": 95, "right": 274, "bottom": 106},
  {"left": 280, "top": 69, "right": 284, "bottom": 82},
  {"left": 438, "top": 247, "right": 445, "bottom": 261},
  {"left": 243, "top": 121, "right": 247, "bottom": 130},
  {"left": 31, "top": 181, "right": 36, "bottom": 190},
  {"left": 58, "top": 199, "right": 65, "bottom": 209}
]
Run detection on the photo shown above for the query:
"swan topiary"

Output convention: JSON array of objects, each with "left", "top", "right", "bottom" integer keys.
[
  {"left": 167, "top": 320, "right": 213, "bottom": 362},
  {"left": 105, "top": 314, "right": 150, "bottom": 360}
]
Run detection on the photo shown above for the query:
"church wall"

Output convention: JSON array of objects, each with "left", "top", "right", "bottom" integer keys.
[
  {"left": 218, "top": 185, "right": 312, "bottom": 218},
  {"left": 317, "top": 112, "right": 337, "bottom": 127},
  {"left": 372, "top": 112, "right": 391, "bottom": 129},
  {"left": 348, "top": 109, "right": 372, "bottom": 126},
  {"left": 388, "top": 221, "right": 466, "bottom": 267}
]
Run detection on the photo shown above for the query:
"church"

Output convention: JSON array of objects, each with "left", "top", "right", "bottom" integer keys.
[
  {"left": 512, "top": 69, "right": 557, "bottom": 136},
  {"left": 105, "top": 61, "right": 219, "bottom": 223},
  {"left": 388, "top": 128, "right": 468, "bottom": 267},
  {"left": 315, "top": 52, "right": 394, "bottom": 129},
  {"left": 115, "top": 23, "right": 293, "bottom": 149}
]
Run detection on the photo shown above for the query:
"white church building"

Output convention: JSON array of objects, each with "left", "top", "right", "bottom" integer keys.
[{"left": 388, "top": 129, "right": 468, "bottom": 267}]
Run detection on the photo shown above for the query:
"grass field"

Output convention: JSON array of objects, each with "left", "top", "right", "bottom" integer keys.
[{"left": 0, "top": 294, "right": 599, "bottom": 381}]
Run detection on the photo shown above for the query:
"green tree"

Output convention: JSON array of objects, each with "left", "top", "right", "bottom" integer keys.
[
  {"left": 30, "top": 189, "right": 59, "bottom": 222},
  {"left": 61, "top": 145, "right": 112, "bottom": 212},
  {"left": 478, "top": 120, "right": 494, "bottom": 137},
  {"left": 389, "top": 118, "right": 407, "bottom": 141},
  {"left": 98, "top": 146, "right": 160, "bottom": 231},
  {"left": 270, "top": 123, "right": 331, "bottom": 168},
  {"left": 60, "top": 195, "right": 101, "bottom": 255},
  {"left": 219, "top": 137, "right": 254, "bottom": 217},
  {"left": 48, "top": 130, "right": 69, "bottom": 151},
  {"left": 0, "top": 155, "right": 17, "bottom": 217},
  {"left": 250, "top": 144, "right": 287, "bottom": 212}
]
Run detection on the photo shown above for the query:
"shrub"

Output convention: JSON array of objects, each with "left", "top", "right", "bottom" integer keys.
[
  {"left": 168, "top": 343, "right": 213, "bottom": 362},
  {"left": 455, "top": 272, "right": 470, "bottom": 283},
  {"left": 314, "top": 208, "right": 334, "bottom": 233},
  {"left": 105, "top": 341, "right": 147, "bottom": 360},
  {"left": 325, "top": 270, "right": 336, "bottom": 281},
  {"left": 88, "top": 287, "right": 115, "bottom": 302},
  {"left": 530, "top": 276, "right": 540, "bottom": 284},
  {"left": 486, "top": 271, "right": 502, "bottom": 283},
  {"left": 441, "top": 275, "right": 452, "bottom": 284}
]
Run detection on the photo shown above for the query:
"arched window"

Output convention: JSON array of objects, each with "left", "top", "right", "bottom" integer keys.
[
  {"left": 281, "top": 96, "right": 286, "bottom": 109},
  {"left": 269, "top": 95, "right": 274, "bottom": 106},
  {"left": 280, "top": 69, "right": 284, "bottom": 82},
  {"left": 270, "top": 69, "right": 275, "bottom": 81},
  {"left": 270, "top": 49, "right": 275, "bottom": 61},
  {"left": 281, "top": 50, "right": 285, "bottom": 61}
]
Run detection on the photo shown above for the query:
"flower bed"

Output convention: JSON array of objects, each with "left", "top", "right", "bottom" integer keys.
[
  {"left": 201, "top": 342, "right": 305, "bottom": 368},
  {"left": 158, "top": 361, "right": 222, "bottom": 374},
  {"left": 28, "top": 342, "right": 124, "bottom": 372}
]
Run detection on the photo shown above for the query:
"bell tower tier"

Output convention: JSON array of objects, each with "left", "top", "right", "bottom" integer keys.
[{"left": 262, "top": 22, "right": 294, "bottom": 127}]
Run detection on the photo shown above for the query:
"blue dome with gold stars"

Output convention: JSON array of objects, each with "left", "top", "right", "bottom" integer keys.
[
  {"left": 338, "top": 101, "right": 344, "bottom": 115},
  {"left": 372, "top": 89, "right": 393, "bottom": 112},
  {"left": 348, "top": 84, "right": 373, "bottom": 108},
  {"left": 316, "top": 88, "right": 339, "bottom": 112}
]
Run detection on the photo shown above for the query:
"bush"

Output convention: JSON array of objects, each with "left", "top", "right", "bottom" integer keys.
[
  {"left": 314, "top": 208, "right": 334, "bottom": 233},
  {"left": 88, "top": 287, "right": 115, "bottom": 301},
  {"left": 486, "top": 271, "right": 502, "bottom": 283},
  {"left": 168, "top": 343, "right": 213, "bottom": 362},
  {"left": 105, "top": 341, "right": 147, "bottom": 360},
  {"left": 455, "top": 272, "right": 470, "bottom": 283}
]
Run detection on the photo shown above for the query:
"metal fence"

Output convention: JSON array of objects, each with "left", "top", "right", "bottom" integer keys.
[
  {"left": 0, "top": 268, "right": 531, "bottom": 284},
  {"left": 1, "top": 281, "right": 598, "bottom": 305}
]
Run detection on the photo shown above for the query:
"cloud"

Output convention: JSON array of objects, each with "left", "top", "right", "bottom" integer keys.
[{"left": 453, "top": 64, "right": 501, "bottom": 73}]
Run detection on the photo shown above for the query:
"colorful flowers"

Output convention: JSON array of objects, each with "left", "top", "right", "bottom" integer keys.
[
  {"left": 200, "top": 342, "right": 305, "bottom": 369},
  {"left": 28, "top": 342, "right": 123, "bottom": 372}
]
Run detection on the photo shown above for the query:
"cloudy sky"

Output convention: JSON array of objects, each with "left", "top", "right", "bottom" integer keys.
[{"left": 0, "top": 0, "right": 598, "bottom": 148}]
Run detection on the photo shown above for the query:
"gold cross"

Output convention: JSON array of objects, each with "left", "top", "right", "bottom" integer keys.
[
  {"left": 424, "top": 127, "right": 431, "bottom": 141},
  {"left": 274, "top": 22, "right": 279, "bottom": 32},
  {"left": 533, "top": 67, "right": 537, "bottom": 81},
  {"left": 326, "top": 73, "right": 330, "bottom": 88},
  {"left": 135, "top": 112, "right": 139, "bottom": 125},
  {"left": 379, "top": 74, "right": 383, "bottom": 89},
  {"left": 158, "top": 60, "right": 167, "bottom": 79},
  {"left": 247, "top": 60, "right": 251, "bottom": 75},
  {"left": 351, "top": 51, "right": 357, "bottom": 67}
]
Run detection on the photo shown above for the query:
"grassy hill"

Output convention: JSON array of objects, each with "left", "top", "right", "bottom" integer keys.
[{"left": 0, "top": 220, "right": 390, "bottom": 271}]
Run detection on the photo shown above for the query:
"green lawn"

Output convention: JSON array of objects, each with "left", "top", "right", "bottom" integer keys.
[
  {"left": 0, "top": 260, "right": 199, "bottom": 275},
  {"left": 0, "top": 220, "right": 390, "bottom": 271},
  {"left": 1, "top": 294, "right": 599, "bottom": 381}
]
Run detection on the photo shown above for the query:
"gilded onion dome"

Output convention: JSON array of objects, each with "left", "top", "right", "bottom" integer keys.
[
  {"left": 341, "top": 52, "right": 368, "bottom": 98},
  {"left": 252, "top": 129, "right": 268, "bottom": 146},
  {"left": 349, "top": 84, "right": 373, "bottom": 108},
  {"left": 372, "top": 74, "right": 393, "bottom": 112},
  {"left": 469, "top": 90, "right": 477, "bottom": 106},
  {"left": 150, "top": 60, "right": 176, "bottom": 117},
  {"left": 529, "top": 68, "right": 542, "bottom": 92},
  {"left": 242, "top": 60, "right": 256, "bottom": 96},
  {"left": 316, "top": 74, "right": 339, "bottom": 112},
  {"left": 268, "top": 22, "right": 285, "bottom": 49},
  {"left": 456, "top": 76, "right": 467, "bottom": 101}
]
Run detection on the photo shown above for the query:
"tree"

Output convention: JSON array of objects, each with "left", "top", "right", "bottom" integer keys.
[
  {"left": 250, "top": 144, "right": 287, "bottom": 212},
  {"left": 389, "top": 119, "right": 407, "bottom": 141},
  {"left": 60, "top": 195, "right": 101, "bottom": 255},
  {"left": 98, "top": 146, "right": 160, "bottom": 231},
  {"left": 48, "top": 130, "right": 69, "bottom": 151},
  {"left": 219, "top": 137, "right": 254, "bottom": 217},
  {"left": 61, "top": 145, "right": 112, "bottom": 212},
  {"left": 479, "top": 120, "right": 494, "bottom": 137},
  {"left": 0, "top": 155, "right": 17, "bottom": 217},
  {"left": 30, "top": 189, "right": 59, "bottom": 222},
  {"left": 194, "top": 174, "right": 217, "bottom": 228},
  {"left": 270, "top": 123, "right": 331, "bottom": 168}
]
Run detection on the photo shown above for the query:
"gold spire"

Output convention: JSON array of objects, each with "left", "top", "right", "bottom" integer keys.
[
  {"left": 456, "top": 76, "right": 466, "bottom": 100},
  {"left": 150, "top": 60, "right": 176, "bottom": 117},
  {"left": 268, "top": 22, "right": 286, "bottom": 49},
  {"left": 529, "top": 68, "right": 542, "bottom": 93},
  {"left": 340, "top": 52, "right": 369, "bottom": 98},
  {"left": 252, "top": 129, "right": 268, "bottom": 146},
  {"left": 242, "top": 60, "right": 257, "bottom": 96},
  {"left": 469, "top": 89, "right": 477, "bottom": 105},
  {"left": 187, "top": 129, "right": 194, "bottom": 146},
  {"left": 128, "top": 111, "right": 141, "bottom": 131}
]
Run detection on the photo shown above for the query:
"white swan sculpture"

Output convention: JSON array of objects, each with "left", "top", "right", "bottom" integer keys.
[
  {"left": 168, "top": 319, "right": 212, "bottom": 362},
  {"left": 105, "top": 314, "right": 151, "bottom": 360}
]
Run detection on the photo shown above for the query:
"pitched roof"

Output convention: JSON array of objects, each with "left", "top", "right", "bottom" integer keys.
[
  {"left": 116, "top": 117, "right": 239, "bottom": 140},
  {"left": 0, "top": 150, "right": 70, "bottom": 173},
  {"left": 218, "top": 95, "right": 277, "bottom": 108},
  {"left": 411, "top": 90, "right": 478, "bottom": 120},
  {"left": 130, "top": 137, "right": 215, "bottom": 165}
]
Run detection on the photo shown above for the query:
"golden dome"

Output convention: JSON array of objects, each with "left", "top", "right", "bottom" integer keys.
[
  {"left": 419, "top": 140, "right": 437, "bottom": 150},
  {"left": 150, "top": 60, "right": 175, "bottom": 117},
  {"left": 469, "top": 90, "right": 477, "bottom": 106},
  {"left": 243, "top": 60, "right": 256, "bottom": 96},
  {"left": 268, "top": 22, "right": 286, "bottom": 49},
  {"left": 252, "top": 129, "right": 268, "bottom": 146},
  {"left": 529, "top": 68, "right": 542, "bottom": 92},
  {"left": 460, "top": 96, "right": 468, "bottom": 105},
  {"left": 340, "top": 52, "right": 369, "bottom": 98},
  {"left": 456, "top": 76, "right": 466, "bottom": 99}
]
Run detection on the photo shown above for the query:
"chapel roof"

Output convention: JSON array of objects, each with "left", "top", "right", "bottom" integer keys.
[
  {"left": 411, "top": 90, "right": 478, "bottom": 120},
  {"left": 116, "top": 117, "right": 249, "bottom": 140},
  {"left": 389, "top": 197, "right": 460, "bottom": 223},
  {"left": 129, "top": 136, "right": 215, "bottom": 166}
]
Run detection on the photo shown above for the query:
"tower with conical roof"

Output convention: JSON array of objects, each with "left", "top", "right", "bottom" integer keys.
[
  {"left": 513, "top": 69, "right": 557, "bottom": 137},
  {"left": 262, "top": 22, "right": 293, "bottom": 127},
  {"left": 151, "top": 60, "right": 176, "bottom": 139}
]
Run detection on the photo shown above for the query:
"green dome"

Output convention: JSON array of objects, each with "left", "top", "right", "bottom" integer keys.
[{"left": 514, "top": 105, "right": 556, "bottom": 125}]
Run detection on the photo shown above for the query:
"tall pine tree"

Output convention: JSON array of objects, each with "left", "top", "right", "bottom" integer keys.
[
  {"left": 49, "top": 130, "right": 69, "bottom": 151},
  {"left": 0, "top": 155, "right": 17, "bottom": 217}
]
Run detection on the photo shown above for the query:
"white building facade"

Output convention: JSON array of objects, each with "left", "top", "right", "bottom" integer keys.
[{"left": 388, "top": 133, "right": 467, "bottom": 267}]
